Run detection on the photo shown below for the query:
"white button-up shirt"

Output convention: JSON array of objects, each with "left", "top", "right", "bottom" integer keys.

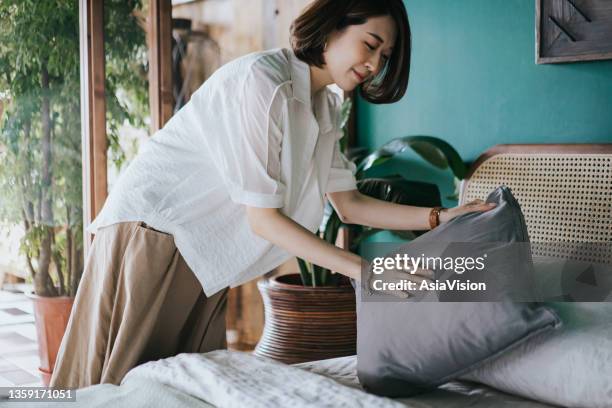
[{"left": 88, "top": 48, "right": 357, "bottom": 296}]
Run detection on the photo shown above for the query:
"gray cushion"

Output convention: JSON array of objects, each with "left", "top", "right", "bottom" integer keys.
[
  {"left": 462, "top": 301, "right": 612, "bottom": 408},
  {"left": 356, "top": 186, "right": 562, "bottom": 397}
]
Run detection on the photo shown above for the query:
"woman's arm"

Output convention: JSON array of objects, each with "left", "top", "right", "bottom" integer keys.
[
  {"left": 245, "top": 192, "right": 494, "bottom": 283},
  {"left": 327, "top": 190, "right": 496, "bottom": 230},
  {"left": 245, "top": 207, "right": 363, "bottom": 281}
]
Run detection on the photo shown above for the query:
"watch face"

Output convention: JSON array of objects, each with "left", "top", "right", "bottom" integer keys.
[{"left": 537, "top": 0, "right": 612, "bottom": 64}]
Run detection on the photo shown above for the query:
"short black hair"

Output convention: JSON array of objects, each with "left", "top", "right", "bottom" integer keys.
[{"left": 290, "top": 0, "right": 411, "bottom": 104}]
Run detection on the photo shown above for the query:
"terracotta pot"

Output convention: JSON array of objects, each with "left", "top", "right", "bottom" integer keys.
[
  {"left": 254, "top": 273, "right": 356, "bottom": 364},
  {"left": 26, "top": 293, "right": 74, "bottom": 386}
]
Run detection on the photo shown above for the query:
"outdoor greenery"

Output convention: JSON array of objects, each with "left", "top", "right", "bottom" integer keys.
[
  {"left": 0, "top": 0, "right": 148, "bottom": 296},
  {"left": 297, "top": 99, "right": 468, "bottom": 287}
]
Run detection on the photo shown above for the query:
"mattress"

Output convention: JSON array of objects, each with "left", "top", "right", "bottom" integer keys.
[{"left": 295, "top": 355, "right": 558, "bottom": 408}]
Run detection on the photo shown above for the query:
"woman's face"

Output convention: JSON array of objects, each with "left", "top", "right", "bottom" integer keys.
[{"left": 323, "top": 15, "right": 397, "bottom": 92}]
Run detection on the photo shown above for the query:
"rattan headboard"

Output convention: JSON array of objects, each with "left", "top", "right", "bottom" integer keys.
[{"left": 459, "top": 144, "right": 612, "bottom": 263}]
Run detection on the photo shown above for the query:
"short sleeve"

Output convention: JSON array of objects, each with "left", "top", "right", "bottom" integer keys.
[
  {"left": 212, "top": 61, "right": 287, "bottom": 208},
  {"left": 326, "top": 139, "right": 358, "bottom": 193}
]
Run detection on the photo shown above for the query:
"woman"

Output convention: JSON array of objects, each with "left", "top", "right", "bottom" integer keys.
[{"left": 51, "top": 0, "right": 495, "bottom": 388}]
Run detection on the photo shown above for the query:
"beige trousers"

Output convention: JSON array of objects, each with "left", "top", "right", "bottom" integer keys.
[{"left": 50, "top": 221, "right": 229, "bottom": 389}]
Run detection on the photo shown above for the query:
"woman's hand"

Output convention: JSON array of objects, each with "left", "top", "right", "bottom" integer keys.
[
  {"left": 365, "top": 261, "right": 435, "bottom": 299},
  {"left": 439, "top": 199, "right": 497, "bottom": 224}
]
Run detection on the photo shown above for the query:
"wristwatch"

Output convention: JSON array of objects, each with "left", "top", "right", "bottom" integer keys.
[{"left": 429, "top": 206, "right": 446, "bottom": 229}]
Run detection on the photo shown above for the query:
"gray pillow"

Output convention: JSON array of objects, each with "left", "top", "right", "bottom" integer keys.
[
  {"left": 462, "top": 301, "right": 612, "bottom": 408},
  {"left": 356, "top": 186, "right": 562, "bottom": 397}
]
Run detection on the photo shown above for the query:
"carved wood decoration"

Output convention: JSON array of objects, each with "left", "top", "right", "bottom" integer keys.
[{"left": 536, "top": 0, "right": 612, "bottom": 64}]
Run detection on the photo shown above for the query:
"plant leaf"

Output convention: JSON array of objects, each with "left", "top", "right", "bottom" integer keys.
[
  {"left": 356, "top": 136, "right": 467, "bottom": 180},
  {"left": 297, "top": 257, "right": 312, "bottom": 286}
]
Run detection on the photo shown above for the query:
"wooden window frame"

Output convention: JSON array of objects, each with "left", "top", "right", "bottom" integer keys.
[
  {"left": 79, "top": 0, "right": 173, "bottom": 256},
  {"left": 79, "top": 0, "right": 107, "bottom": 254},
  {"left": 148, "top": 0, "right": 174, "bottom": 134}
]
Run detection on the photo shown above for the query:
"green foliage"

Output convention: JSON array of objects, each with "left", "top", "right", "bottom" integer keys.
[
  {"left": 297, "top": 98, "right": 468, "bottom": 287},
  {"left": 356, "top": 135, "right": 467, "bottom": 180},
  {"left": 104, "top": 0, "right": 149, "bottom": 171},
  {"left": 0, "top": 0, "right": 148, "bottom": 295}
]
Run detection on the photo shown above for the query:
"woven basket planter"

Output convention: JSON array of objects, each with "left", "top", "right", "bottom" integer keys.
[{"left": 254, "top": 273, "right": 356, "bottom": 364}]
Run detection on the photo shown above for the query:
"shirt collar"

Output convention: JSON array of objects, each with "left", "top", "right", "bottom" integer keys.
[
  {"left": 287, "top": 48, "right": 312, "bottom": 105},
  {"left": 287, "top": 48, "right": 336, "bottom": 134}
]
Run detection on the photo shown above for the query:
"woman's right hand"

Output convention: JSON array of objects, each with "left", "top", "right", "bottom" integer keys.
[{"left": 365, "top": 261, "right": 435, "bottom": 299}]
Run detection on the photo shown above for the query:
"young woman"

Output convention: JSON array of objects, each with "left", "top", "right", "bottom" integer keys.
[{"left": 51, "top": 0, "right": 495, "bottom": 388}]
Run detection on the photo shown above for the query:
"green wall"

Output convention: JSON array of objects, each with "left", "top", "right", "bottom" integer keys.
[{"left": 356, "top": 0, "right": 612, "bottom": 208}]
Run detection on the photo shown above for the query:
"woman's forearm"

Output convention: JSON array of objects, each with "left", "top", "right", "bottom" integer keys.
[
  {"left": 330, "top": 191, "right": 497, "bottom": 232},
  {"left": 246, "top": 207, "right": 363, "bottom": 281},
  {"left": 344, "top": 193, "right": 432, "bottom": 231}
]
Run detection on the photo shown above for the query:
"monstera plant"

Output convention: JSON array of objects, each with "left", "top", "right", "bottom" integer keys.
[{"left": 297, "top": 102, "right": 468, "bottom": 287}]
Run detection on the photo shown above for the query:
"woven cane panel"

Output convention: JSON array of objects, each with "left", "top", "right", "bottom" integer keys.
[{"left": 461, "top": 154, "right": 612, "bottom": 264}]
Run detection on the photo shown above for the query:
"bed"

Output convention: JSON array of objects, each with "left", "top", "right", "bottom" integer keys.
[
  {"left": 6, "top": 143, "right": 611, "bottom": 408},
  {"left": 3, "top": 351, "right": 556, "bottom": 408}
]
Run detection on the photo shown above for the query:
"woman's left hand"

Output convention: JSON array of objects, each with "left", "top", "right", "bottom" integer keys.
[{"left": 439, "top": 199, "right": 497, "bottom": 224}]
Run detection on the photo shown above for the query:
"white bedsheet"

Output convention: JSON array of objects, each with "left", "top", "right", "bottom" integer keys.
[
  {"left": 121, "top": 350, "right": 403, "bottom": 408},
  {"left": 3, "top": 351, "right": 558, "bottom": 407}
]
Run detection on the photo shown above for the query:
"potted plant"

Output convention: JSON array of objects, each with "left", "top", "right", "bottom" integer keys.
[
  {"left": 255, "top": 99, "right": 468, "bottom": 364},
  {"left": 0, "top": 1, "right": 147, "bottom": 385}
]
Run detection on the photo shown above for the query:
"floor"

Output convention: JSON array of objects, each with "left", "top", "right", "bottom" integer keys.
[{"left": 0, "top": 284, "right": 43, "bottom": 387}]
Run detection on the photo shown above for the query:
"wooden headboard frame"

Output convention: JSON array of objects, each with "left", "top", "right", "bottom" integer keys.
[{"left": 459, "top": 144, "right": 612, "bottom": 263}]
